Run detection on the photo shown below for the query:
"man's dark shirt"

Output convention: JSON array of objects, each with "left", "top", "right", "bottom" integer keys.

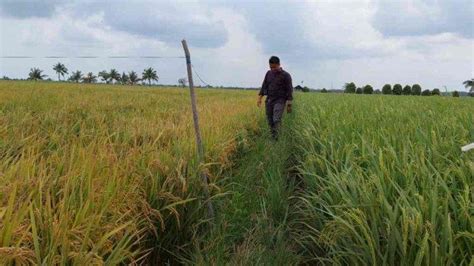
[{"left": 259, "top": 68, "right": 293, "bottom": 101}]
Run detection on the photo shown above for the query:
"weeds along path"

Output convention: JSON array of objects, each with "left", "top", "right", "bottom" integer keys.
[{"left": 189, "top": 109, "right": 302, "bottom": 264}]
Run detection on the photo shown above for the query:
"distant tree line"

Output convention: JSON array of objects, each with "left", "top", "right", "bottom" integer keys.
[
  {"left": 0, "top": 62, "right": 190, "bottom": 87},
  {"left": 1, "top": 65, "right": 473, "bottom": 97},
  {"left": 343, "top": 81, "right": 473, "bottom": 97},
  {"left": 294, "top": 85, "right": 311, "bottom": 92}
]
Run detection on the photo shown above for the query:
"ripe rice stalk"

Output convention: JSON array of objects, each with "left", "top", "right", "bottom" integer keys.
[{"left": 0, "top": 81, "right": 259, "bottom": 263}]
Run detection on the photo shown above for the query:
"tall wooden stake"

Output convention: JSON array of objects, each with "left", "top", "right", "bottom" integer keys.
[{"left": 181, "top": 39, "right": 215, "bottom": 219}]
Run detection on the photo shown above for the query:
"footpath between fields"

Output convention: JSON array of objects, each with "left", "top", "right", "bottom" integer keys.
[{"left": 187, "top": 112, "right": 303, "bottom": 264}]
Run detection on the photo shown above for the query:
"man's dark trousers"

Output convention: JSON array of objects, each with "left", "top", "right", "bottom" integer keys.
[{"left": 265, "top": 97, "right": 286, "bottom": 139}]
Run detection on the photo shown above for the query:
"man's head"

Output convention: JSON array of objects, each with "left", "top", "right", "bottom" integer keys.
[{"left": 269, "top": 56, "right": 280, "bottom": 70}]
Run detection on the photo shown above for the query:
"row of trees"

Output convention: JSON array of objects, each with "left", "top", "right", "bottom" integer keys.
[
  {"left": 343, "top": 81, "right": 474, "bottom": 96},
  {"left": 344, "top": 82, "right": 426, "bottom": 95},
  {"left": 15, "top": 63, "right": 474, "bottom": 95},
  {"left": 27, "top": 62, "right": 174, "bottom": 86}
]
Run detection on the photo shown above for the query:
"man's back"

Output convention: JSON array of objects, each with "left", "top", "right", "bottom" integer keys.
[{"left": 261, "top": 69, "right": 293, "bottom": 101}]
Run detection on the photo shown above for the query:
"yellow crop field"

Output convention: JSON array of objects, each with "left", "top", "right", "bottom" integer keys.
[{"left": 0, "top": 81, "right": 258, "bottom": 264}]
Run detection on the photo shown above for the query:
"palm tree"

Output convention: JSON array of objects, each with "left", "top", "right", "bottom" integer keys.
[
  {"left": 120, "top": 72, "right": 129, "bottom": 85},
  {"left": 53, "top": 62, "right": 68, "bottom": 81},
  {"left": 109, "top": 69, "right": 120, "bottom": 84},
  {"left": 142, "top": 67, "right": 158, "bottom": 85},
  {"left": 82, "top": 72, "right": 97, "bottom": 83},
  {"left": 463, "top": 79, "right": 473, "bottom": 94},
  {"left": 28, "top": 68, "right": 47, "bottom": 81},
  {"left": 128, "top": 71, "right": 140, "bottom": 85},
  {"left": 98, "top": 70, "right": 110, "bottom": 83},
  {"left": 69, "top": 70, "right": 82, "bottom": 83}
]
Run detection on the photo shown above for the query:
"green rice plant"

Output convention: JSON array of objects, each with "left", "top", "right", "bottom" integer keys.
[{"left": 290, "top": 94, "right": 473, "bottom": 265}]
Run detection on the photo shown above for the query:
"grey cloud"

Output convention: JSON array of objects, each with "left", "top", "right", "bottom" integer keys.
[
  {"left": 0, "top": 0, "right": 58, "bottom": 18},
  {"left": 88, "top": 2, "right": 228, "bottom": 49},
  {"left": 104, "top": 6, "right": 227, "bottom": 48},
  {"left": 372, "top": 0, "right": 473, "bottom": 38},
  {"left": 1, "top": 0, "right": 229, "bottom": 49},
  {"left": 219, "top": 2, "right": 384, "bottom": 62},
  {"left": 229, "top": 2, "right": 307, "bottom": 57}
]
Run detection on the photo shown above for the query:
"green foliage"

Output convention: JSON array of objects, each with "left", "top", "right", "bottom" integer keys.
[
  {"left": 463, "top": 79, "right": 473, "bottom": 90},
  {"left": 190, "top": 122, "right": 300, "bottom": 265},
  {"left": 421, "top": 89, "right": 431, "bottom": 96},
  {"left": 452, "top": 90, "right": 460, "bottom": 97},
  {"left": 28, "top": 68, "right": 47, "bottom": 81},
  {"left": 294, "top": 85, "right": 304, "bottom": 91},
  {"left": 291, "top": 94, "right": 473, "bottom": 265},
  {"left": 120, "top": 72, "right": 129, "bottom": 85},
  {"left": 98, "top": 70, "right": 110, "bottom": 83},
  {"left": 402, "top": 85, "right": 412, "bottom": 95},
  {"left": 356, "top": 87, "right": 363, "bottom": 94},
  {"left": 411, "top": 84, "right": 422, "bottom": 95},
  {"left": 463, "top": 79, "right": 474, "bottom": 96},
  {"left": 344, "top": 82, "right": 356, "bottom": 93},
  {"left": 142, "top": 67, "right": 158, "bottom": 85},
  {"left": 362, "top": 84, "right": 373, "bottom": 94},
  {"left": 392, "top": 84, "right": 403, "bottom": 95},
  {"left": 128, "top": 71, "right": 141, "bottom": 85},
  {"left": 53, "top": 62, "right": 68, "bottom": 81},
  {"left": 320, "top": 88, "right": 328, "bottom": 93},
  {"left": 109, "top": 69, "right": 120, "bottom": 84},
  {"left": 302, "top": 86, "right": 310, "bottom": 92},
  {"left": 382, "top": 84, "right": 392, "bottom": 94},
  {"left": 69, "top": 70, "right": 82, "bottom": 83},
  {"left": 431, "top": 88, "right": 441, "bottom": 96},
  {"left": 82, "top": 72, "right": 97, "bottom": 83}
]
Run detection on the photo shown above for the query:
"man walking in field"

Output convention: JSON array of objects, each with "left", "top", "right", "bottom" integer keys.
[{"left": 257, "top": 56, "right": 293, "bottom": 140}]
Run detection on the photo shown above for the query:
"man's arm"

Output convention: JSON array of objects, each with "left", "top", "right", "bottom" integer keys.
[
  {"left": 285, "top": 73, "right": 293, "bottom": 113},
  {"left": 286, "top": 73, "right": 293, "bottom": 103},
  {"left": 258, "top": 72, "right": 268, "bottom": 107}
]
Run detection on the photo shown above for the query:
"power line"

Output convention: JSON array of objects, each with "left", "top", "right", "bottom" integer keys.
[
  {"left": 191, "top": 64, "right": 211, "bottom": 87},
  {"left": 1, "top": 55, "right": 185, "bottom": 59}
]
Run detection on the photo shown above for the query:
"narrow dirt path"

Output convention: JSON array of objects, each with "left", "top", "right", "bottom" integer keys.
[{"left": 189, "top": 115, "right": 302, "bottom": 264}]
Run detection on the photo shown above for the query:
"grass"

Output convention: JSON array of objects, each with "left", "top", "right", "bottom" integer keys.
[{"left": 188, "top": 112, "right": 301, "bottom": 265}]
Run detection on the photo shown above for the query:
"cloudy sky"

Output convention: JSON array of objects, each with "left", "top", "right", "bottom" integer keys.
[{"left": 0, "top": 0, "right": 472, "bottom": 91}]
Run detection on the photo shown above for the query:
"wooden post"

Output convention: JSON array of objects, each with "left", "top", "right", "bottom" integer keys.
[{"left": 181, "top": 39, "right": 215, "bottom": 219}]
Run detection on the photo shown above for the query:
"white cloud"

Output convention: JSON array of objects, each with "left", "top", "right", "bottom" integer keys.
[
  {"left": 372, "top": 0, "right": 473, "bottom": 38},
  {"left": 190, "top": 7, "right": 267, "bottom": 87}
]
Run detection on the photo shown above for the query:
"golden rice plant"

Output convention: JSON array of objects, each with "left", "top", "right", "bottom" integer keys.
[{"left": 0, "top": 81, "right": 258, "bottom": 264}]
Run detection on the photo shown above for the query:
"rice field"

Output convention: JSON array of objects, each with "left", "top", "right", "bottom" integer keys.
[
  {"left": 0, "top": 81, "right": 259, "bottom": 264},
  {"left": 290, "top": 94, "right": 473, "bottom": 265},
  {"left": 0, "top": 81, "right": 472, "bottom": 265}
]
